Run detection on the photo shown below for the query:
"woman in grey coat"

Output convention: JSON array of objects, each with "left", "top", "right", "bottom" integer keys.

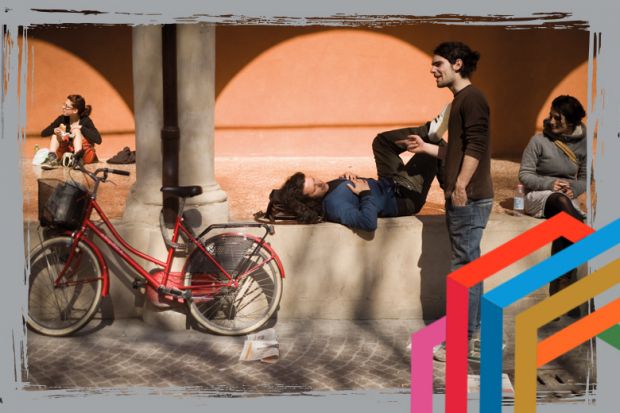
[{"left": 519, "top": 95, "right": 586, "bottom": 300}]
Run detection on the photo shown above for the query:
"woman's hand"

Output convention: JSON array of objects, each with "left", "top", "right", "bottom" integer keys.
[
  {"left": 553, "top": 179, "right": 574, "bottom": 198},
  {"left": 346, "top": 178, "right": 370, "bottom": 195}
]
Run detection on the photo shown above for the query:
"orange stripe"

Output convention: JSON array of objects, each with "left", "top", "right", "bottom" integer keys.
[{"left": 537, "top": 298, "right": 620, "bottom": 366}]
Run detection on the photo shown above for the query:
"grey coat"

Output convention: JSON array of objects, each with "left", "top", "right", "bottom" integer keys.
[{"left": 518, "top": 122, "right": 587, "bottom": 197}]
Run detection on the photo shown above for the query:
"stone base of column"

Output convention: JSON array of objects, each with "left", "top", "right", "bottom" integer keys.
[
  {"left": 142, "top": 300, "right": 189, "bottom": 331},
  {"left": 120, "top": 185, "right": 228, "bottom": 331}
]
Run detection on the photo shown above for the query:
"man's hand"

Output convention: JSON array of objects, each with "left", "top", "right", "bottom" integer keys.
[
  {"left": 340, "top": 171, "right": 360, "bottom": 181},
  {"left": 346, "top": 178, "right": 370, "bottom": 195},
  {"left": 451, "top": 184, "right": 468, "bottom": 207},
  {"left": 395, "top": 135, "right": 426, "bottom": 154}
]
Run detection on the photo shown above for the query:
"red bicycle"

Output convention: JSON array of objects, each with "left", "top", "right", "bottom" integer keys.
[{"left": 27, "top": 161, "right": 284, "bottom": 337}]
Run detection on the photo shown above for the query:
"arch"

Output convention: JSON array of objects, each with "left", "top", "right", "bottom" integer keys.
[
  {"left": 215, "top": 28, "right": 451, "bottom": 157},
  {"left": 536, "top": 60, "right": 590, "bottom": 130},
  {"left": 214, "top": 25, "right": 590, "bottom": 157}
]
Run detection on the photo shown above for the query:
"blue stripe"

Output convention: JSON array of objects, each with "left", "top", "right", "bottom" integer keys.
[
  {"left": 478, "top": 217, "right": 620, "bottom": 412},
  {"left": 486, "top": 217, "right": 620, "bottom": 308},
  {"left": 480, "top": 299, "right": 504, "bottom": 413}
]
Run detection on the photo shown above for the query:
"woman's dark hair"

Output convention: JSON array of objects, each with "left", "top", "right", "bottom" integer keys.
[
  {"left": 551, "top": 95, "right": 586, "bottom": 127},
  {"left": 67, "top": 94, "right": 92, "bottom": 118},
  {"left": 433, "top": 42, "right": 480, "bottom": 78},
  {"left": 279, "top": 172, "right": 324, "bottom": 224}
]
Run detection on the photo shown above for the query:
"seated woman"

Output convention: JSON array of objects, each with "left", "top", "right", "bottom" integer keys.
[
  {"left": 278, "top": 126, "right": 442, "bottom": 232},
  {"left": 519, "top": 95, "right": 587, "bottom": 298},
  {"left": 41, "top": 94, "right": 101, "bottom": 167}
]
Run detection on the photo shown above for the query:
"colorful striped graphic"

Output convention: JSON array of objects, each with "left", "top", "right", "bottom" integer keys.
[
  {"left": 410, "top": 213, "right": 620, "bottom": 412},
  {"left": 514, "top": 259, "right": 620, "bottom": 412}
]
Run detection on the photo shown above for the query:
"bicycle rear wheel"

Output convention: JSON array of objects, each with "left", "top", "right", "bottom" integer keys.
[
  {"left": 27, "top": 235, "right": 103, "bottom": 336},
  {"left": 184, "top": 234, "right": 283, "bottom": 336}
]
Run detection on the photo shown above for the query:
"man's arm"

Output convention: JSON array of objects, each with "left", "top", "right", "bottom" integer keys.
[
  {"left": 452, "top": 155, "right": 478, "bottom": 206},
  {"left": 451, "top": 90, "right": 490, "bottom": 205},
  {"left": 395, "top": 135, "right": 447, "bottom": 159}
]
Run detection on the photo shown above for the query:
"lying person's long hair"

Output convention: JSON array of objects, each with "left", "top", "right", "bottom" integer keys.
[{"left": 278, "top": 172, "right": 324, "bottom": 224}]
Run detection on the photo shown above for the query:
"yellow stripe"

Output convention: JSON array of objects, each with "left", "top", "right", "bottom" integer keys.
[{"left": 514, "top": 258, "right": 620, "bottom": 413}]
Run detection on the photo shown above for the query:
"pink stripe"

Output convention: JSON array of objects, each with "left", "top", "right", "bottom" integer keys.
[
  {"left": 446, "top": 280, "right": 471, "bottom": 412},
  {"left": 411, "top": 317, "right": 446, "bottom": 412}
]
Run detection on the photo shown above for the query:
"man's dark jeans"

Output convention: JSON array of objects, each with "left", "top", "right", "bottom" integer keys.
[
  {"left": 445, "top": 198, "right": 493, "bottom": 339},
  {"left": 372, "top": 127, "right": 439, "bottom": 214}
]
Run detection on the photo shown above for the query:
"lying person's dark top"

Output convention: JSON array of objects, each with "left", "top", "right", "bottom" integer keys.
[{"left": 322, "top": 178, "right": 400, "bottom": 232}]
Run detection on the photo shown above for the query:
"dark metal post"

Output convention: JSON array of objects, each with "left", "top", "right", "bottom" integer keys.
[{"left": 161, "top": 24, "right": 180, "bottom": 225}]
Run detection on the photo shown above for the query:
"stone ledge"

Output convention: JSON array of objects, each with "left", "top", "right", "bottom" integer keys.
[{"left": 23, "top": 213, "right": 553, "bottom": 323}]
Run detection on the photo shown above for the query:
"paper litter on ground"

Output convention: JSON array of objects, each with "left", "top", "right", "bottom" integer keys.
[{"left": 239, "top": 327, "right": 279, "bottom": 364}]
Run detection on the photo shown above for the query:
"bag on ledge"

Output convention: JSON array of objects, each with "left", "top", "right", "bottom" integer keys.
[{"left": 254, "top": 189, "right": 304, "bottom": 224}]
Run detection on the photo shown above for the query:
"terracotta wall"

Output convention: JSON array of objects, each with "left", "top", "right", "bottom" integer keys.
[{"left": 24, "top": 24, "right": 589, "bottom": 158}]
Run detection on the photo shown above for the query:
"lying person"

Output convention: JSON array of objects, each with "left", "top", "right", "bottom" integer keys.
[{"left": 278, "top": 124, "right": 446, "bottom": 231}]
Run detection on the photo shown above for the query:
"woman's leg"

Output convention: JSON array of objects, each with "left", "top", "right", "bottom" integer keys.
[
  {"left": 544, "top": 192, "right": 583, "bottom": 314},
  {"left": 49, "top": 135, "right": 60, "bottom": 154}
]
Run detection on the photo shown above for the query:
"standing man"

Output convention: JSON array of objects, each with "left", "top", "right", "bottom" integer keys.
[{"left": 399, "top": 42, "right": 493, "bottom": 361}]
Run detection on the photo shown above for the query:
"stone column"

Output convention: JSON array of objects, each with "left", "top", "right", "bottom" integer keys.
[
  {"left": 117, "top": 24, "right": 227, "bottom": 329},
  {"left": 177, "top": 23, "right": 228, "bottom": 227},
  {"left": 123, "top": 25, "right": 165, "bottom": 225}
]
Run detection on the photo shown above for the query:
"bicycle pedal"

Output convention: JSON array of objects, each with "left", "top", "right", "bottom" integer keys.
[
  {"left": 158, "top": 286, "right": 185, "bottom": 298},
  {"left": 132, "top": 278, "right": 147, "bottom": 289}
]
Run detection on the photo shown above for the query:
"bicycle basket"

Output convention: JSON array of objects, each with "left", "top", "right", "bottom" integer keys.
[{"left": 37, "top": 178, "right": 89, "bottom": 230}]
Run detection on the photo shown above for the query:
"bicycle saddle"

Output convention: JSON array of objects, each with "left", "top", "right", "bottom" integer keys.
[{"left": 160, "top": 186, "right": 203, "bottom": 198}]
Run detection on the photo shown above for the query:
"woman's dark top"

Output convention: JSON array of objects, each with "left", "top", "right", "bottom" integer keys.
[{"left": 41, "top": 115, "right": 102, "bottom": 145}]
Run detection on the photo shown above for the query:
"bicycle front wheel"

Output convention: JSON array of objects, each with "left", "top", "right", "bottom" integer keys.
[
  {"left": 184, "top": 234, "right": 283, "bottom": 336},
  {"left": 27, "top": 235, "right": 103, "bottom": 336}
]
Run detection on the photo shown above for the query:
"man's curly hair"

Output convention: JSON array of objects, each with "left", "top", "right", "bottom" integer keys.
[{"left": 279, "top": 172, "right": 324, "bottom": 224}]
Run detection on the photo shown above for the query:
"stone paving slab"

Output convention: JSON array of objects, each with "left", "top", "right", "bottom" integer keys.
[
  {"left": 24, "top": 319, "right": 422, "bottom": 392},
  {"left": 23, "top": 317, "right": 595, "bottom": 405}
]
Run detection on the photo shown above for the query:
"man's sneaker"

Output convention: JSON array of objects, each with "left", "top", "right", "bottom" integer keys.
[
  {"left": 433, "top": 343, "right": 447, "bottom": 362},
  {"left": 468, "top": 338, "right": 481, "bottom": 362},
  {"left": 467, "top": 338, "right": 506, "bottom": 363},
  {"left": 41, "top": 154, "right": 59, "bottom": 170}
]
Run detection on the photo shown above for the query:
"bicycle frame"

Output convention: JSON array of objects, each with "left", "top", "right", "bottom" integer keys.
[{"left": 56, "top": 192, "right": 284, "bottom": 303}]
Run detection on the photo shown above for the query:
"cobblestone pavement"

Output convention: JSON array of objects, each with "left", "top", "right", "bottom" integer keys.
[
  {"left": 24, "top": 319, "right": 423, "bottom": 393},
  {"left": 23, "top": 316, "right": 595, "bottom": 404}
]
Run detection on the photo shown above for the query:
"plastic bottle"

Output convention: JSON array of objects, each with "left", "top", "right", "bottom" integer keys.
[{"left": 514, "top": 183, "right": 525, "bottom": 214}]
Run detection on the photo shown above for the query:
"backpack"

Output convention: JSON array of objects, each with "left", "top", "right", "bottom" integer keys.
[{"left": 253, "top": 189, "right": 304, "bottom": 224}]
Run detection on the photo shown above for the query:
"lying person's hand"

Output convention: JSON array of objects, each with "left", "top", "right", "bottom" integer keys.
[
  {"left": 395, "top": 135, "right": 426, "bottom": 154},
  {"left": 340, "top": 171, "right": 359, "bottom": 181},
  {"left": 346, "top": 178, "right": 370, "bottom": 195}
]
